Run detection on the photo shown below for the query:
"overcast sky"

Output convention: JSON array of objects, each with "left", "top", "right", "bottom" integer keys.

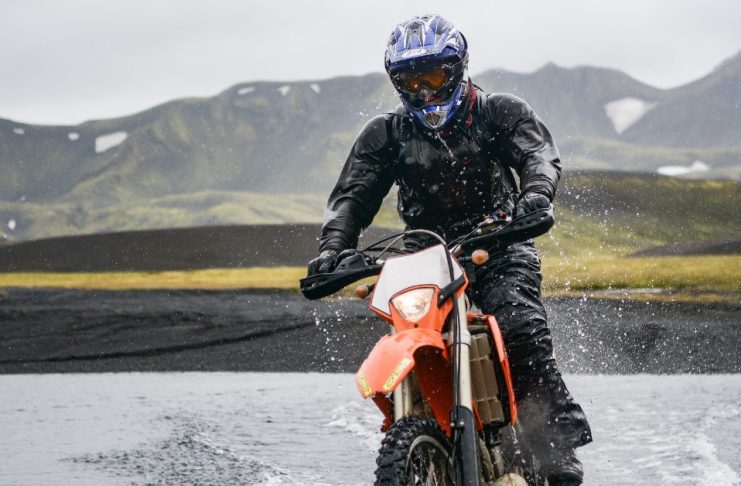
[{"left": 2, "top": 0, "right": 740, "bottom": 125}]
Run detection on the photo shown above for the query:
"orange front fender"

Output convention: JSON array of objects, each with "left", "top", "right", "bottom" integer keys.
[
  {"left": 356, "top": 328, "right": 454, "bottom": 435},
  {"left": 356, "top": 328, "right": 447, "bottom": 398}
]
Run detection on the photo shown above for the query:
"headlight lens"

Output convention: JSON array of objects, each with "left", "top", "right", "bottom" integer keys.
[{"left": 390, "top": 288, "right": 434, "bottom": 322}]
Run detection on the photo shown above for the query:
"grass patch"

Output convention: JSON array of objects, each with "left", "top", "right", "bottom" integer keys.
[
  {"left": 542, "top": 255, "right": 740, "bottom": 293},
  {"left": 0, "top": 256, "right": 738, "bottom": 303},
  {"left": 0, "top": 267, "right": 307, "bottom": 291}
]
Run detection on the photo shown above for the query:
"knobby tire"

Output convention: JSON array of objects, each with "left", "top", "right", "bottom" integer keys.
[{"left": 375, "top": 416, "right": 453, "bottom": 486}]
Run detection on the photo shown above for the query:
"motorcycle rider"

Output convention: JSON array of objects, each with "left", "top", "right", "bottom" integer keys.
[{"left": 307, "top": 14, "right": 592, "bottom": 485}]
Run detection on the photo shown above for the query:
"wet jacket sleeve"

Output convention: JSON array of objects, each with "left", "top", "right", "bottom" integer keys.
[
  {"left": 485, "top": 94, "right": 562, "bottom": 200},
  {"left": 318, "top": 115, "right": 396, "bottom": 252}
]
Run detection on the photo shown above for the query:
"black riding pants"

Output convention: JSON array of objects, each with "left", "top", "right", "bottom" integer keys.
[{"left": 468, "top": 241, "right": 592, "bottom": 457}]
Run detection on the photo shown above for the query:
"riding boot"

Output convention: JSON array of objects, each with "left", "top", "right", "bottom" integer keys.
[{"left": 543, "top": 447, "right": 583, "bottom": 486}]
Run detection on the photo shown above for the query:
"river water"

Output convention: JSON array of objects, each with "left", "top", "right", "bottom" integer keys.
[{"left": 1, "top": 373, "right": 740, "bottom": 485}]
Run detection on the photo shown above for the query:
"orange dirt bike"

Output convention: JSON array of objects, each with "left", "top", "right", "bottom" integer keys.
[{"left": 301, "top": 207, "right": 554, "bottom": 486}]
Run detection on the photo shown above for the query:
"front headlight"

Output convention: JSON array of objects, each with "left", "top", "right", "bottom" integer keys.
[{"left": 390, "top": 288, "right": 435, "bottom": 322}]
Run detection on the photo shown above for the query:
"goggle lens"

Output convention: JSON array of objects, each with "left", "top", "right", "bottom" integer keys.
[{"left": 396, "top": 66, "right": 450, "bottom": 94}]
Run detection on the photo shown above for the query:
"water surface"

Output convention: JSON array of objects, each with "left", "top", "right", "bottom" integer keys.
[{"left": 1, "top": 373, "right": 739, "bottom": 485}]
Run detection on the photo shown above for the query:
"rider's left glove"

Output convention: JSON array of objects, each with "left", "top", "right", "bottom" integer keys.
[
  {"left": 307, "top": 250, "right": 339, "bottom": 277},
  {"left": 514, "top": 191, "right": 551, "bottom": 218}
]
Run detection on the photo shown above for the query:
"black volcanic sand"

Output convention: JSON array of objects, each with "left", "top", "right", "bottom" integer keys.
[
  {"left": 1, "top": 223, "right": 737, "bottom": 273},
  {"left": 0, "top": 224, "right": 396, "bottom": 272},
  {"left": 0, "top": 288, "right": 738, "bottom": 374}
]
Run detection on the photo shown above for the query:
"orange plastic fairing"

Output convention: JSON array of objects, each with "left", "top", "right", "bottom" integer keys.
[
  {"left": 355, "top": 327, "right": 455, "bottom": 434},
  {"left": 356, "top": 328, "right": 447, "bottom": 398}
]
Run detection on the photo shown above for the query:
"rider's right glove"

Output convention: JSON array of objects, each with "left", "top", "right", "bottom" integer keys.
[
  {"left": 514, "top": 191, "right": 551, "bottom": 219},
  {"left": 307, "top": 249, "right": 339, "bottom": 277}
]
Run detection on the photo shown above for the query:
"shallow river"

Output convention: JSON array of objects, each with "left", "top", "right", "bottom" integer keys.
[{"left": 1, "top": 373, "right": 740, "bottom": 485}]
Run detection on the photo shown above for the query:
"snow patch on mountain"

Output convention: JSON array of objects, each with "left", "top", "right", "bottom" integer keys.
[
  {"left": 310, "top": 83, "right": 321, "bottom": 94},
  {"left": 605, "top": 97, "right": 657, "bottom": 134},
  {"left": 657, "top": 160, "right": 710, "bottom": 177},
  {"left": 13, "top": 127, "right": 25, "bottom": 135},
  {"left": 278, "top": 85, "right": 291, "bottom": 96},
  {"left": 95, "top": 131, "right": 127, "bottom": 154},
  {"left": 68, "top": 132, "right": 79, "bottom": 141},
  {"left": 237, "top": 86, "right": 255, "bottom": 95}
]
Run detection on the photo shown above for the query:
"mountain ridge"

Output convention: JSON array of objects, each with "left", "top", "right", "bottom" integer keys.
[
  {"left": 1, "top": 55, "right": 739, "bottom": 240},
  {"left": 4, "top": 50, "right": 739, "bottom": 127}
]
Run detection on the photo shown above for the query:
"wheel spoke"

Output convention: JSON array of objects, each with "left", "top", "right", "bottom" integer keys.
[{"left": 406, "top": 439, "right": 450, "bottom": 485}]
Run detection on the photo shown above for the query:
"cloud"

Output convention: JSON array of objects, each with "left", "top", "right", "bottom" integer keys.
[{"left": 1, "top": 0, "right": 739, "bottom": 124}]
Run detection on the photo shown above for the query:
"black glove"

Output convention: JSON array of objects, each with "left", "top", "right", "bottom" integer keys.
[
  {"left": 307, "top": 250, "right": 339, "bottom": 277},
  {"left": 514, "top": 192, "right": 551, "bottom": 219}
]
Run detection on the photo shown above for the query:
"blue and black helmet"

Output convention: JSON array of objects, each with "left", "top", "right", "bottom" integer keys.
[{"left": 385, "top": 15, "right": 469, "bottom": 130}]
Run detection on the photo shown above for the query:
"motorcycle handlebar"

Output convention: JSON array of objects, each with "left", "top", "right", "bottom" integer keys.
[
  {"left": 300, "top": 252, "right": 382, "bottom": 300},
  {"left": 299, "top": 206, "right": 554, "bottom": 300},
  {"left": 456, "top": 205, "right": 554, "bottom": 254}
]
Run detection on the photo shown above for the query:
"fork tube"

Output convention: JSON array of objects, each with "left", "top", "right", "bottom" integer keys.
[
  {"left": 389, "top": 326, "right": 413, "bottom": 421},
  {"left": 394, "top": 376, "right": 413, "bottom": 420},
  {"left": 455, "top": 294, "right": 473, "bottom": 410},
  {"left": 451, "top": 294, "right": 479, "bottom": 486}
]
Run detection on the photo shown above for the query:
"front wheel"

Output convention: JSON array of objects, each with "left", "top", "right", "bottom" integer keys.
[{"left": 374, "top": 416, "right": 453, "bottom": 486}]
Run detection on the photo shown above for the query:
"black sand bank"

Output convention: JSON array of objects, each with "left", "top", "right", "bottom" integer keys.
[{"left": 0, "top": 288, "right": 738, "bottom": 374}]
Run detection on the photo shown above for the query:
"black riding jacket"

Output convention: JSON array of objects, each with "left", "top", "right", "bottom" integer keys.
[{"left": 319, "top": 83, "right": 562, "bottom": 252}]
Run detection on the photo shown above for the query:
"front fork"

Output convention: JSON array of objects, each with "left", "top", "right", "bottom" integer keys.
[
  {"left": 392, "top": 295, "right": 474, "bottom": 419},
  {"left": 450, "top": 294, "right": 474, "bottom": 412},
  {"left": 393, "top": 371, "right": 414, "bottom": 420},
  {"left": 392, "top": 295, "right": 479, "bottom": 486},
  {"left": 449, "top": 294, "right": 480, "bottom": 486}
]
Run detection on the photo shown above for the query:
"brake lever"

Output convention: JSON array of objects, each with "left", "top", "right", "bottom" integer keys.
[
  {"left": 451, "top": 213, "right": 510, "bottom": 257},
  {"left": 474, "top": 214, "right": 511, "bottom": 236}
]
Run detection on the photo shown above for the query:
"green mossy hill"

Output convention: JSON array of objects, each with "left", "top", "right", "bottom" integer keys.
[
  {"left": 372, "top": 171, "right": 741, "bottom": 258},
  {"left": 476, "top": 63, "right": 663, "bottom": 141},
  {"left": 0, "top": 172, "right": 738, "bottom": 274},
  {"left": 0, "top": 192, "right": 326, "bottom": 241},
  {"left": 476, "top": 52, "right": 741, "bottom": 150},
  {"left": 542, "top": 172, "right": 741, "bottom": 257},
  {"left": 0, "top": 171, "right": 738, "bottom": 252},
  {"left": 622, "top": 50, "right": 741, "bottom": 149},
  {"left": 559, "top": 138, "right": 741, "bottom": 177},
  {"left": 2, "top": 53, "right": 740, "bottom": 213},
  {"left": 0, "top": 75, "right": 397, "bottom": 205}
]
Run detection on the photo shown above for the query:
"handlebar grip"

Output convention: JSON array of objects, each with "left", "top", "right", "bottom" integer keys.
[{"left": 300, "top": 255, "right": 382, "bottom": 300}]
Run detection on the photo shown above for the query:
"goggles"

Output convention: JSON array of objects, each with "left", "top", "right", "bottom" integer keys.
[{"left": 393, "top": 65, "right": 454, "bottom": 95}]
